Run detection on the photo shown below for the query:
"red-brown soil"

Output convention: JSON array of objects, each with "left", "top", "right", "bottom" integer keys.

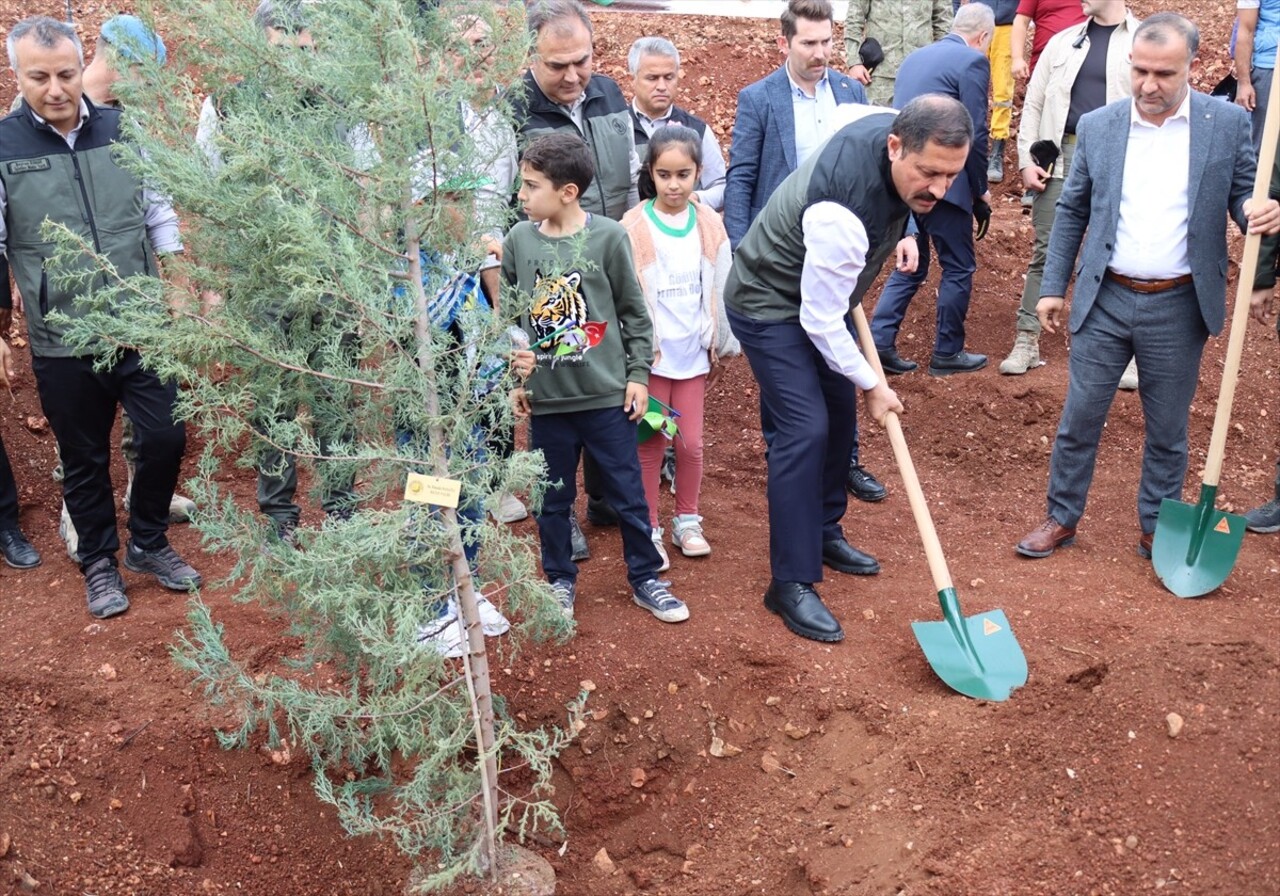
[{"left": 0, "top": 3, "right": 1275, "bottom": 895}]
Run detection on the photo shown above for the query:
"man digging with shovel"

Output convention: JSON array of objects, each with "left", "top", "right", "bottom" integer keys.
[{"left": 724, "top": 95, "right": 973, "bottom": 642}]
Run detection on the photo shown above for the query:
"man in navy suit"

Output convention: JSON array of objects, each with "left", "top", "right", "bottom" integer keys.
[
  {"left": 1015, "top": 13, "right": 1280, "bottom": 560},
  {"left": 870, "top": 2, "right": 994, "bottom": 377},
  {"left": 725, "top": 0, "right": 886, "bottom": 503},
  {"left": 725, "top": 0, "right": 867, "bottom": 251}
]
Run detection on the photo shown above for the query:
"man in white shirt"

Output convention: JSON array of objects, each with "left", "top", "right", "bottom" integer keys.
[
  {"left": 627, "top": 37, "right": 728, "bottom": 211},
  {"left": 723, "top": 96, "right": 972, "bottom": 642},
  {"left": 1235, "top": 0, "right": 1280, "bottom": 158},
  {"left": 1015, "top": 13, "right": 1280, "bottom": 561}
]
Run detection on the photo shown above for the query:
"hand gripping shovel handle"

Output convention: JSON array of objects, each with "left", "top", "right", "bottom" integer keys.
[{"left": 1203, "top": 47, "right": 1280, "bottom": 488}]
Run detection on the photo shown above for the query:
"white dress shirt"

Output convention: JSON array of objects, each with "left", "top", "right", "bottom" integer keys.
[
  {"left": 799, "top": 202, "right": 879, "bottom": 390},
  {"left": 1108, "top": 92, "right": 1193, "bottom": 279}
]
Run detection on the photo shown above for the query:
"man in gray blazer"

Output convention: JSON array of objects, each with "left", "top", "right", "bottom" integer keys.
[{"left": 1015, "top": 13, "right": 1280, "bottom": 560}]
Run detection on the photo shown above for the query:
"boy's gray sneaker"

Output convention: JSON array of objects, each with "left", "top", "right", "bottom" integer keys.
[
  {"left": 84, "top": 558, "right": 129, "bottom": 619},
  {"left": 632, "top": 578, "right": 689, "bottom": 623},
  {"left": 124, "top": 540, "right": 202, "bottom": 591},
  {"left": 1245, "top": 498, "right": 1280, "bottom": 534},
  {"left": 550, "top": 579, "right": 576, "bottom": 619}
]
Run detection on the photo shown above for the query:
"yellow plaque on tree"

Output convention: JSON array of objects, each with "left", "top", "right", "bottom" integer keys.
[{"left": 403, "top": 472, "right": 462, "bottom": 508}]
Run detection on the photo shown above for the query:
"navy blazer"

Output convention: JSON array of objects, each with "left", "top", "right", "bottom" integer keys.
[
  {"left": 1041, "top": 92, "right": 1254, "bottom": 336},
  {"left": 892, "top": 33, "right": 990, "bottom": 213},
  {"left": 724, "top": 66, "right": 867, "bottom": 248}
]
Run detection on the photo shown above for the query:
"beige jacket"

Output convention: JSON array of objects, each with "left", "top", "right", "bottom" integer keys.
[{"left": 1016, "top": 12, "right": 1140, "bottom": 175}]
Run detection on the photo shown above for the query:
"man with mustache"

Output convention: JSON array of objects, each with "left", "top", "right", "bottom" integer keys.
[
  {"left": 724, "top": 96, "right": 972, "bottom": 643},
  {"left": 1016, "top": 13, "right": 1280, "bottom": 561},
  {"left": 725, "top": 0, "right": 886, "bottom": 507}
]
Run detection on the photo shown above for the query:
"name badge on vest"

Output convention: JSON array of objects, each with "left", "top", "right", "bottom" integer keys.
[{"left": 7, "top": 159, "right": 51, "bottom": 174}]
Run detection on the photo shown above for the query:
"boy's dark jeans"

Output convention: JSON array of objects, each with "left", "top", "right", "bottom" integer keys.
[{"left": 530, "top": 406, "right": 662, "bottom": 587}]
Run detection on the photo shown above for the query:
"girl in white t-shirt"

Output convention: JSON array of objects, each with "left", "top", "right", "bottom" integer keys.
[{"left": 621, "top": 126, "right": 737, "bottom": 569}]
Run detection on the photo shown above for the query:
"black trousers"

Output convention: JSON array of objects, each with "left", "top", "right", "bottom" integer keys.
[
  {"left": 0, "top": 434, "right": 19, "bottom": 529},
  {"left": 33, "top": 351, "right": 185, "bottom": 570}
]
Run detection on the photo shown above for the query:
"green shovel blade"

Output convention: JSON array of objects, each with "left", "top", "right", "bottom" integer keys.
[
  {"left": 911, "top": 588, "right": 1028, "bottom": 702},
  {"left": 1152, "top": 489, "right": 1244, "bottom": 598}
]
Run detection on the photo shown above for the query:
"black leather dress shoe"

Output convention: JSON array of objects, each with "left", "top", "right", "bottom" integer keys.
[
  {"left": 929, "top": 350, "right": 988, "bottom": 376},
  {"left": 822, "top": 538, "right": 881, "bottom": 575},
  {"left": 586, "top": 496, "right": 618, "bottom": 526},
  {"left": 877, "top": 347, "right": 918, "bottom": 375},
  {"left": 847, "top": 464, "right": 887, "bottom": 502},
  {"left": 764, "top": 580, "right": 844, "bottom": 642},
  {"left": 0, "top": 527, "right": 41, "bottom": 569}
]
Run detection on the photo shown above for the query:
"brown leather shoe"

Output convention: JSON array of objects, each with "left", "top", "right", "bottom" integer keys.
[
  {"left": 1137, "top": 530, "right": 1154, "bottom": 559},
  {"left": 1016, "top": 517, "right": 1077, "bottom": 558}
]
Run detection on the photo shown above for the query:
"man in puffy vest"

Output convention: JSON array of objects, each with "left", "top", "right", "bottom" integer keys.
[
  {"left": 0, "top": 16, "right": 201, "bottom": 619},
  {"left": 627, "top": 36, "right": 727, "bottom": 211},
  {"left": 508, "top": 0, "right": 642, "bottom": 559},
  {"left": 724, "top": 96, "right": 971, "bottom": 643}
]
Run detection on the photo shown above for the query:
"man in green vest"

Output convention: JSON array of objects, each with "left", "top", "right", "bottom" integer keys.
[{"left": 0, "top": 16, "right": 201, "bottom": 618}]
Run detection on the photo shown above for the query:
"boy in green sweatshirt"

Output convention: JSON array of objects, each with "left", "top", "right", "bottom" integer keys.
[{"left": 506, "top": 132, "right": 687, "bottom": 624}]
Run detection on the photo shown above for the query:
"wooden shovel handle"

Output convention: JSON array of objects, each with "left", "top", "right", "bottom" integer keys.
[
  {"left": 1204, "top": 47, "right": 1280, "bottom": 487},
  {"left": 851, "top": 305, "right": 954, "bottom": 593}
]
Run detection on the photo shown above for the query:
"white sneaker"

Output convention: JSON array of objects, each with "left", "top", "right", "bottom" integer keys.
[
  {"left": 416, "top": 601, "right": 466, "bottom": 658},
  {"left": 474, "top": 593, "right": 511, "bottom": 636},
  {"left": 490, "top": 493, "right": 528, "bottom": 524},
  {"left": 671, "top": 514, "right": 711, "bottom": 557},
  {"left": 59, "top": 501, "right": 81, "bottom": 563},
  {"left": 651, "top": 527, "right": 671, "bottom": 572}
]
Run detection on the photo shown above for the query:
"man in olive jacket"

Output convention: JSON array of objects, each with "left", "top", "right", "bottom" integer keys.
[{"left": 509, "top": 0, "right": 639, "bottom": 221}]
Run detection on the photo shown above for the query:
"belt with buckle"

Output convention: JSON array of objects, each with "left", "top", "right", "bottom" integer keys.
[{"left": 1104, "top": 270, "right": 1194, "bottom": 294}]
